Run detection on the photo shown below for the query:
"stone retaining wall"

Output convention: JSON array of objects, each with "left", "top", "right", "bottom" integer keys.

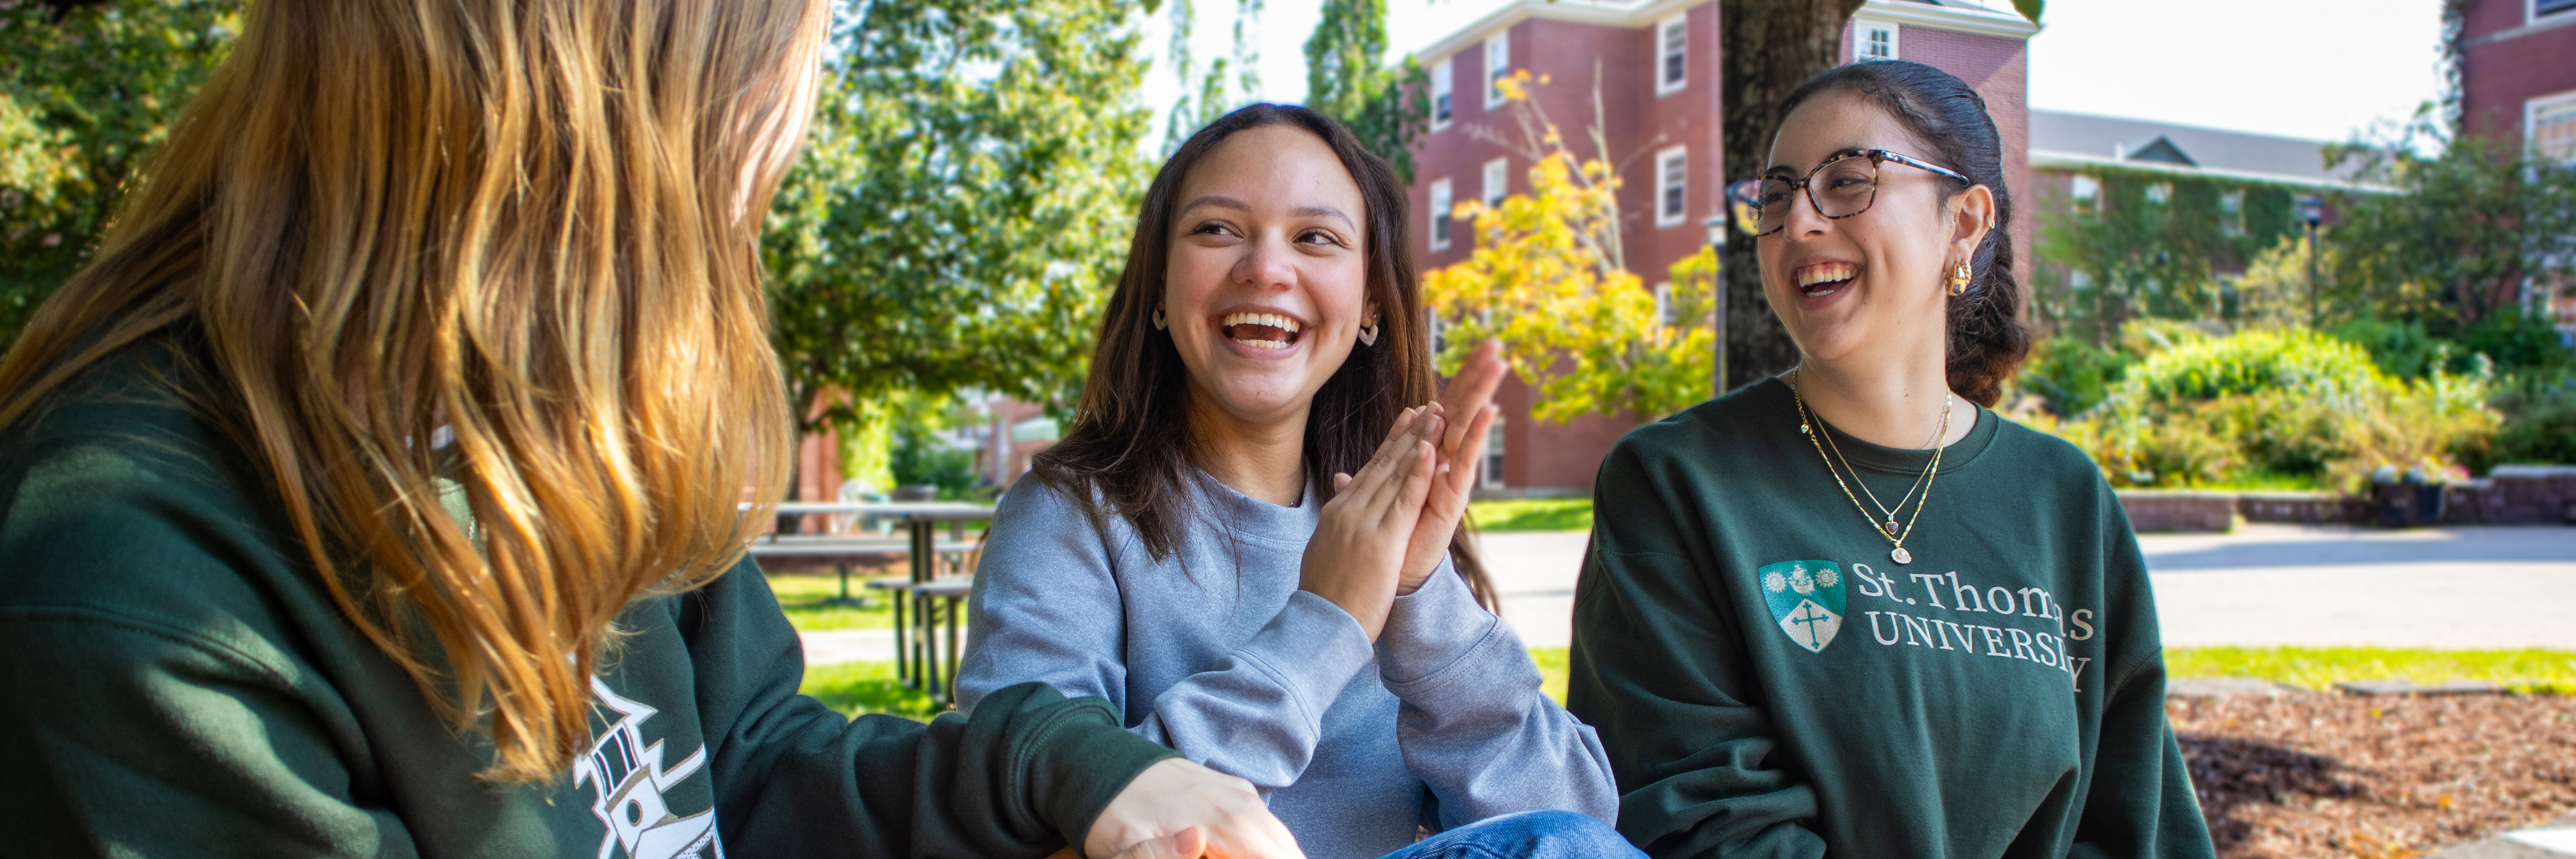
[{"left": 2114, "top": 467, "right": 2576, "bottom": 532}]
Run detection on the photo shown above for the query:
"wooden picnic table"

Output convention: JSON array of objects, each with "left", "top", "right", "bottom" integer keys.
[{"left": 749, "top": 500, "right": 995, "bottom": 700}]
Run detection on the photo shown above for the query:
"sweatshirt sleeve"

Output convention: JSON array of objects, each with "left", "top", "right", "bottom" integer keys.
[
  {"left": 0, "top": 610, "right": 420, "bottom": 858},
  {"left": 681, "top": 557, "right": 1182, "bottom": 859},
  {"left": 1565, "top": 444, "right": 1827, "bottom": 859},
  {"left": 1376, "top": 557, "right": 1620, "bottom": 828},
  {"left": 2068, "top": 502, "right": 2215, "bottom": 859},
  {"left": 955, "top": 483, "right": 1377, "bottom": 791}
]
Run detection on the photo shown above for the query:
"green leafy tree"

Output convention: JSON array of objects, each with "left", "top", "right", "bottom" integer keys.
[
  {"left": 764, "top": 0, "right": 1155, "bottom": 504},
  {"left": 2323, "top": 113, "right": 2576, "bottom": 331},
  {"left": 0, "top": 0, "right": 241, "bottom": 352},
  {"left": 2029, "top": 169, "right": 2301, "bottom": 344},
  {"left": 1424, "top": 75, "right": 1714, "bottom": 423},
  {"left": 1302, "top": 0, "right": 1429, "bottom": 182}
]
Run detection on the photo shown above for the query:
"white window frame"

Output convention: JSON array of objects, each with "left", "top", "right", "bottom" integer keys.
[
  {"left": 2528, "top": 90, "right": 2576, "bottom": 164},
  {"left": 1652, "top": 281, "right": 1675, "bottom": 327},
  {"left": 2533, "top": 0, "right": 2576, "bottom": 24},
  {"left": 1853, "top": 18, "right": 1898, "bottom": 62},
  {"left": 1480, "top": 422, "right": 1506, "bottom": 489},
  {"left": 1429, "top": 179, "right": 1455, "bottom": 252},
  {"left": 2069, "top": 174, "right": 2099, "bottom": 212},
  {"left": 1654, "top": 145, "right": 1688, "bottom": 227},
  {"left": 1482, "top": 158, "right": 1509, "bottom": 208},
  {"left": 1655, "top": 14, "right": 1689, "bottom": 96},
  {"left": 1483, "top": 32, "right": 1511, "bottom": 109},
  {"left": 1430, "top": 58, "right": 1455, "bottom": 132}
]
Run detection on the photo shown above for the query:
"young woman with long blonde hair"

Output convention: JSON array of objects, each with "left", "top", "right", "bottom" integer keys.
[{"left": 0, "top": 3, "right": 1297, "bottom": 857}]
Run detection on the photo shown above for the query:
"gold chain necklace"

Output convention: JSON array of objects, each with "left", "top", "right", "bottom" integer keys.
[
  {"left": 1788, "top": 368, "right": 1950, "bottom": 565},
  {"left": 1816, "top": 390, "right": 1948, "bottom": 530}
]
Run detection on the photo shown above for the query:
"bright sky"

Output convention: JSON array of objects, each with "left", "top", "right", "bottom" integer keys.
[{"left": 1138, "top": 0, "right": 2448, "bottom": 150}]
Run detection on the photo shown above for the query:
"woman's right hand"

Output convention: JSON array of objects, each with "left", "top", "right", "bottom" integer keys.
[
  {"left": 1087, "top": 759, "right": 1304, "bottom": 859},
  {"left": 1299, "top": 406, "right": 1441, "bottom": 641}
]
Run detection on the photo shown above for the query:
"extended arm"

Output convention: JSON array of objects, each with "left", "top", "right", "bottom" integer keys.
[
  {"left": 955, "top": 483, "right": 1376, "bottom": 791},
  {"left": 2067, "top": 511, "right": 2215, "bottom": 859},
  {"left": 1378, "top": 557, "right": 1619, "bottom": 828}
]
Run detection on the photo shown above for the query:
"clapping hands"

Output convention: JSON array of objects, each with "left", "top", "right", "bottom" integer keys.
[{"left": 1301, "top": 341, "right": 1508, "bottom": 640}]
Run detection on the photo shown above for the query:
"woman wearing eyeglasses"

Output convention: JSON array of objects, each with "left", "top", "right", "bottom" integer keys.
[{"left": 1565, "top": 60, "right": 2214, "bottom": 859}]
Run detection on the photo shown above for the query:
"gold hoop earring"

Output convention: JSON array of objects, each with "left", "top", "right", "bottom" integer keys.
[
  {"left": 1946, "top": 261, "right": 1972, "bottom": 296},
  {"left": 1151, "top": 308, "right": 1167, "bottom": 330}
]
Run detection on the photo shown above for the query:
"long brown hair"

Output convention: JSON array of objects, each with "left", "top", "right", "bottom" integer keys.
[
  {"left": 1031, "top": 104, "right": 1496, "bottom": 610},
  {"left": 0, "top": 0, "right": 827, "bottom": 781}
]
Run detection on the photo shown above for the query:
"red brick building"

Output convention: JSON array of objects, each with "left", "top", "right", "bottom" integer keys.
[
  {"left": 2459, "top": 0, "right": 2576, "bottom": 340},
  {"left": 2459, "top": 0, "right": 2576, "bottom": 161},
  {"left": 1408, "top": 0, "right": 2037, "bottom": 495}
]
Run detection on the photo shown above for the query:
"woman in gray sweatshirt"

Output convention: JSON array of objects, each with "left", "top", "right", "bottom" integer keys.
[{"left": 956, "top": 104, "right": 1624, "bottom": 859}]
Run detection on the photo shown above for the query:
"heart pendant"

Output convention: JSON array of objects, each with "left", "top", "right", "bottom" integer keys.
[{"left": 1891, "top": 546, "right": 1912, "bottom": 565}]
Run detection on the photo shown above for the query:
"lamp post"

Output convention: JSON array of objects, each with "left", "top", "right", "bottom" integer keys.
[
  {"left": 1704, "top": 216, "right": 1730, "bottom": 398},
  {"left": 2296, "top": 195, "right": 2324, "bottom": 328}
]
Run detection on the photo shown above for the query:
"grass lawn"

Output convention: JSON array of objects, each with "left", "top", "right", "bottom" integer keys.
[
  {"left": 2166, "top": 646, "right": 2576, "bottom": 693},
  {"left": 1470, "top": 498, "right": 1594, "bottom": 532},
  {"left": 800, "top": 660, "right": 947, "bottom": 721},
  {"left": 768, "top": 573, "right": 899, "bottom": 631}
]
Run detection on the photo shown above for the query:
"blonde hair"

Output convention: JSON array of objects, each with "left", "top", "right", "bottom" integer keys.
[{"left": 0, "top": 0, "right": 827, "bottom": 782}]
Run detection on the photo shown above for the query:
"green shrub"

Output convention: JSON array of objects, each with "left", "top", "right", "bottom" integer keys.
[
  {"left": 2111, "top": 327, "right": 2382, "bottom": 408},
  {"left": 2043, "top": 327, "right": 2500, "bottom": 488},
  {"left": 2332, "top": 317, "right": 2455, "bottom": 379},
  {"left": 2017, "top": 336, "right": 2131, "bottom": 416},
  {"left": 2473, "top": 370, "right": 2576, "bottom": 469}
]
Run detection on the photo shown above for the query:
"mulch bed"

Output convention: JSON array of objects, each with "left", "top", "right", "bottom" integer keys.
[{"left": 2171, "top": 693, "right": 2576, "bottom": 858}]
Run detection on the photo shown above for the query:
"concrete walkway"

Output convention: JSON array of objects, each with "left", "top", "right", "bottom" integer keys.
[
  {"left": 1472, "top": 525, "right": 2576, "bottom": 650},
  {"left": 797, "top": 524, "right": 2576, "bottom": 663}
]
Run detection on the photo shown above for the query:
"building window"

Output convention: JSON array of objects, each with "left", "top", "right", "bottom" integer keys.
[
  {"left": 1480, "top": 422, "right": 1505, "bottom": 489},
  {"left": 2069, "top": 270, "right": 2093, "bottom": 292},
  {"left": 1429, "top": 179, "right": 1454, "bottom": 251},
  {"left": 2144, "top": 182, "right": 2172, "bottom": 205},
  {"left": 1656, "top": 15, "right": 1688, "bottom": 95},
  {"left": 1652, "top": 281, "right": 1674, "bottom": 326},
  {"left": 1483, "top": 31, "right": 1511, "bottom": 109},
  {"left": 1483, "top": 158, "right": 1509, "bottom": 208},
  {"left": 2220, "top": 190, "right": 2245, "bottom": 238},
  {"left": 2070, "top": 174, "right": 2099, "bottom": 213},
  {"left": 1430, "top": 58, "right": 1454, "bottom": 131},
  {"left": 2531, "top": 91, "right": 2576, "bottom": 163},
  {"left": 1854, "top": 19, "right": 1897, "bottom": 61},
  {"left": 1655, "top": 146, "right": 1688, "bottom": 227},
  {"left": 2537, "top": 0, "right": 2576, "bottom": 22}
]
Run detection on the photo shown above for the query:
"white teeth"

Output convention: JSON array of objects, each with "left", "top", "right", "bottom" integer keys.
[
  {"left": 1799, "top": 265, "right": 1858, "bottom": 287},
  {"left": 1219, "top": 312, "right": 1302, "bottom": 332}
]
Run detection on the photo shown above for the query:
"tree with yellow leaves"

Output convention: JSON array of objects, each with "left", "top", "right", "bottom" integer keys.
[{"left": 1423, "top": 72, "right": 1717, "bottom": 423}]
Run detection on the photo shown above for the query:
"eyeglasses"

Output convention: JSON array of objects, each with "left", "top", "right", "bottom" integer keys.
[{"left": 1723, "top": 148, "right": 1971, "bottom": 238}]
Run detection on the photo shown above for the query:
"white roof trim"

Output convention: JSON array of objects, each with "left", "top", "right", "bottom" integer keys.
[
  {"left": 1414, "top": 1, "right": 2034, "bottom": 68},
  {"left": 1415, "top": 0, "right": 1707, "bottom": 65},
  {"left": 2030, "top": 149, "right": 2391, "bottom": 193},
  {"left": 1851, "top": 1, "right": 2040, "bottom": 40}
]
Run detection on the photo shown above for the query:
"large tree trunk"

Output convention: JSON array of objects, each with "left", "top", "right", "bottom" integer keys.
[{"left": 1718, "top": 0, "right": 1864, "bottom": 390}]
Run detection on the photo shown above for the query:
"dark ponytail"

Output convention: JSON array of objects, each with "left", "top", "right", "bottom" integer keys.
[{"left": 1776, "top": 60, "right": 2028, "bottom": 407}]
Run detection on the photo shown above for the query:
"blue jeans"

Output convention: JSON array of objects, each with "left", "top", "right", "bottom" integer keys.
[{"left": 1376, "top": 812, "right": 1643, "bottom": 859}]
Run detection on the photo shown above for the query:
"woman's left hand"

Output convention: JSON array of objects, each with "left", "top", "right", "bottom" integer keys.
[{"left": 1396, "top": 340, "right": 1506, "bottom": 596}]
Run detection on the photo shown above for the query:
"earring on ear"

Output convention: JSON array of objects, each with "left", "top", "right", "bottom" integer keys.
[
  {"left": 1151, "top": 308, "right": 1167, "bottom": 330},
  {"left": 1946, "top": 261, "right": 1973, "bottom": 296},
  {"left": 1984, "top": 214, "right": 1997, "bottom": 229},
  {"left": 1358, "top": 319, "right": 1380, "bottom": 347}
]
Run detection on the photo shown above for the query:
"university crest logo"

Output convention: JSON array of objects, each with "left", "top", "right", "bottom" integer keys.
[{"left": 1757, "top": 560, "right": 1845, "bottom": 653}]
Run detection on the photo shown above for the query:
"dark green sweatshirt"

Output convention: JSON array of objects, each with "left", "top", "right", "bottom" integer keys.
[
  {"left": 0, "top": 339, "right": 1177, "bottom": 858},
  {"left": 1566, "top": 378, "right": 2212, "bottom": 859}
]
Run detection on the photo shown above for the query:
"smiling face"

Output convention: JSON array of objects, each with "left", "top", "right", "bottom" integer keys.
[
  {"left": 1162, "top": 124, "right": 1375, "bottom": 431},
  {"left": 1759, "top": 88, "right": 1989, "bottom": 366}
]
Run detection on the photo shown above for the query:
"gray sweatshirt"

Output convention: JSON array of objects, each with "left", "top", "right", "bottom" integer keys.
[{"left": 956, "top": 474, "right": 1618, "bottom": 859}]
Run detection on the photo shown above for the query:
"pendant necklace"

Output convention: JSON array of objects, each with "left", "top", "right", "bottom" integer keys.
[{"left": 1789, "top": 368, "right": 1951, "bottom": 565}]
